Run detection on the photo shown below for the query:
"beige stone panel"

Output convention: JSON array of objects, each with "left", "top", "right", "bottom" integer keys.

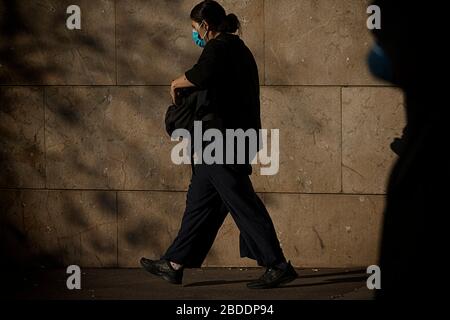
[
  {"left": 45, "top": 86, "right": 191, "bottom": 190},
  {"left": 0, "top": 0, "right": 115, "bottom": 85},
  {"left": 1, "top": 190, "right": 117, "bottom": 267},
  {"left": 116, "top": 0, "right": 264, "bottom": 84},
  {"left": 265, "top": 0, "right": 383, "bottom": 85},
  {"left": 0, "top": 87, "right": 45, "bottom": 188},
  {"left": 118, "top": 191, "right": 186, "bottom": 267},
  {"left": 0, "top": 190, "right": 29, "bottom": 267},
  {"left": 0, "top": 190, "right": 25, "bottom": 232},
  {"left": 342, "top": 87, "right": 406, "bottom": 194},
  {"left": 251, "top": 86, "right": 341, "bottom": 193},
  {"left": 262, "top": 193, "right": 385, "bottom": 267}
]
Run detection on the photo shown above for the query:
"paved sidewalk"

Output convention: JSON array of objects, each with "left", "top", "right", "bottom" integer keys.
[{"left": 8, "top": 267, "right": 373, "bottom": 300}]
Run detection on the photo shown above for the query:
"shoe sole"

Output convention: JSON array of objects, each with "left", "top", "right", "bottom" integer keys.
[{"left": 140, "top": 260, "right": 182, "bottom": 285}]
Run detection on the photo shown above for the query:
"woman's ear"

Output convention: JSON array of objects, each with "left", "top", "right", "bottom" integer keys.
[{"left": 202, "top": 20, "right": 209, "bottom": 32}]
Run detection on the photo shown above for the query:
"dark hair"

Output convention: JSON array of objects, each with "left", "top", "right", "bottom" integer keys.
[{"left": 190, "top": 0, "right": 241, "bottom": 35}]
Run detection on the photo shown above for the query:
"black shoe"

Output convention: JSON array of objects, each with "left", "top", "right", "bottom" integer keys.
[
  {"left": 247, "top": 260, "right": 298, "bottom": 289},
  {"left": 140, "top": 257, "right": 183, "bottom": 285}
]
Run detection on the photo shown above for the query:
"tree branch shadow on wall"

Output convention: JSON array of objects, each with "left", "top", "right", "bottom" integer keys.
[{"left": 0, "top": 0, "right": 219, "bottom": 292}]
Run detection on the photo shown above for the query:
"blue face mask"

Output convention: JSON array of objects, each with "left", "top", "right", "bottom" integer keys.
[
  {"left": 192, "top": 29, "right": 206, "bottom": 48},
  {"left": 192, "top": 22, "right": 208, "bottom": 48},
  {"left": 367, "top": 43, "right": 394, "bottom": 83}
]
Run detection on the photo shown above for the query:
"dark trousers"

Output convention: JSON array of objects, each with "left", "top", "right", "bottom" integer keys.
[{"left": 161, "top": 163, "right": 286, "bottom": 268}]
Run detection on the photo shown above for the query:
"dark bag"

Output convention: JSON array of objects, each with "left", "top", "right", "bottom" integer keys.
[{"left": 164, "top": 87, "right": 218, "bottom": 136}]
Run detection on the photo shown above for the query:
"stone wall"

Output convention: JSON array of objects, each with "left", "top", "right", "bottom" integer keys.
[{"left": 0, "top": 0, "right": 405, "bottom": 268}]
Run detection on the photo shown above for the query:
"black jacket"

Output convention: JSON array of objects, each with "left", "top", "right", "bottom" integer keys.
[{"left": 185, "top": 33, "right": 261, "bottom": 132}]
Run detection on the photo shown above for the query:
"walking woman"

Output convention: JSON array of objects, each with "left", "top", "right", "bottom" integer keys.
[{"left": 140, "top": 0, "right": 297, "bottom": 289}]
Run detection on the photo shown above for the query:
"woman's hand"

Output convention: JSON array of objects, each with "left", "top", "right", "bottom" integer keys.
[
  {"left": 170, "top": 75, "right": 196, "bottom": 104},
  {"left": 170, "top": 81, "right": 177, "bottom": 104}
]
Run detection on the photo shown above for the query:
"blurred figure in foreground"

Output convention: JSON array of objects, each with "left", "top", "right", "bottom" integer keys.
[{"left": 369, "top": 1, "right": 449, "bottom": 299}]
